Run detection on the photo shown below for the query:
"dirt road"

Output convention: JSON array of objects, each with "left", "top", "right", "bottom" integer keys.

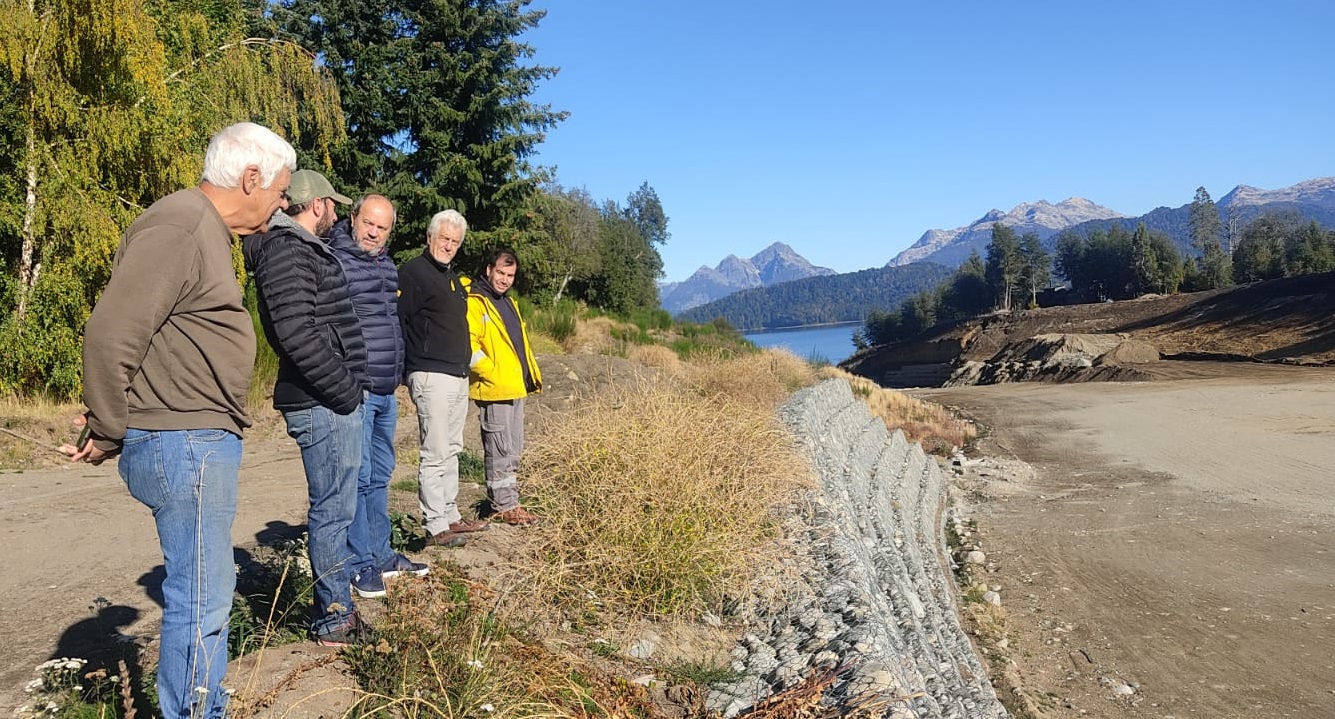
[
  {"left": 919, "top": 363, "right": 1335, "bottom": 718},
  {"left": 0, "top": 432, "right": 313, "bottom": 714}
]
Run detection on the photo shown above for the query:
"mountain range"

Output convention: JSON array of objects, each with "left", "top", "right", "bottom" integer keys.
[
  {"left": 659, "top": 242, "right": 836, "bottom": 314},
  {"left": 890, "top": 177, "right": 1335, "bottom": 269},
  {"left": 668, "top": 177, "right": 1335, "bottom": 329},
  {"left": 888, "top": 198, "right": 1126, "bottom": 267}
]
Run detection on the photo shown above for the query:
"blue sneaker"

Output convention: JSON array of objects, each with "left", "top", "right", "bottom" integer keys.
[
  {"left": 381, "top": 552, "right": 429, "bottom": 578},
  {"left": 351, "top": 569, "right": 386, "bottom": 598}
]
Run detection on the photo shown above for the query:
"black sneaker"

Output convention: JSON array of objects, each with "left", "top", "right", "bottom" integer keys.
[
  {"left": 352, "top": 569, "right": 387, "bottom": 599},
  {"left": 316, "top": 614, "right": 371, "bottom": 648},
  {"left": 381, "top": 552, "right": 429, "bottom": 579}
]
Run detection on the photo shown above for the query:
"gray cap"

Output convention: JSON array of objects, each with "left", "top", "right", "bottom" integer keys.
[{"left": 287, "top": 169, "right": 353, "bottom": 205}]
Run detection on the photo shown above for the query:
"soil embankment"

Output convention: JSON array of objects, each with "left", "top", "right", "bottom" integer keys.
[{"left": 847, "top": 271, "right": 1335, "bottom": 388}]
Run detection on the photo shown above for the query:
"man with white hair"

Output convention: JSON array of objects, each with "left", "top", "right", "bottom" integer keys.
[
  {"left": 398, "top": 210, "right": 489, "bottom": 547},
  {"left": 65, "top": 121, "right": 294, "bottom": 719}
]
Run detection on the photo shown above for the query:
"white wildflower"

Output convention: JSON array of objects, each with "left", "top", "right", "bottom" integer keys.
[
  {"left": 24, "top": 679, "right": 44, "bottom": 693},
  {"left": 194, "top": 686, "right": 209, "bottom": 695},
  {"left": 480, "top": 703, "right": 495, "bottom": 713},
  {"left": 466, "top": 659, "right": 483, "bottom": 670}
]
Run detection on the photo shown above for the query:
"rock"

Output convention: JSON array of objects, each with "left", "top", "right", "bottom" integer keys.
[
  {"left": 964, "top": 550, "right": 987, "bottom": 564},
  {"left": 982, "top": 591, "right": 1002, "bottom": 606},
  {"left": 627, "top": 633, "right": 660, "bottom": 659}
]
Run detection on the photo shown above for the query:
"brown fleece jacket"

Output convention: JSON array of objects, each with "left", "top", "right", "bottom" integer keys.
[{"left": 82, "top": 188, "right": 256, "bottom": 451}]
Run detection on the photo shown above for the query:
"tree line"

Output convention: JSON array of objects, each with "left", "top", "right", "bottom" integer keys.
[
  {"left": 0, "top": 0, "right": 668, "bottom": 399},
  {"left": 861, "top": 187, "right": 1335, "bottom": 348},
  {"left": 678, "top": 263, "right": 953, "bottom": 331}
]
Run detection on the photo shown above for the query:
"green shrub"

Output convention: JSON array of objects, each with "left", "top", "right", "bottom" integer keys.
[{"left": 229, "top": 535, "right": 314, "bottom": 658}]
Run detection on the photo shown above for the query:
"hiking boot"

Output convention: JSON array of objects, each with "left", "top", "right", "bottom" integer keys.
[
  {"left": 492, "top": 507, "right": 539, "bottom": 527},
  {"left": 380, "top": 552, "right": 429, "bottom": 579},
  {"left": 352, "top": 569, "right": 386, "bottom": 599},
  {"left": 448, "top": 517, "right": 489, "bottom": 533},
  {"left": 316, "top": 614, "right": 371, "bottom": 648},
  {"left": 427, "top": 529, "right": 467, "bottom": 548}
]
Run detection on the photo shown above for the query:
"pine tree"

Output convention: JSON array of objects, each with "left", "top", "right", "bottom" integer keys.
[
  {"left": 1189, "top": 186, "right": 1231, "bottom": 289},
  {"left": 1131, "top": 223, "right": 1159, "bottom": 295},
  {"left": 277, "top": 0, "right": 567, "bottom": 251},
  {"left": 984, "top": 224, "right": 1024, "bottom": 311}
]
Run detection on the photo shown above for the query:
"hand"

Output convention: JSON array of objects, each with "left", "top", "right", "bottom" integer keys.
[
  {"left": 59, "top": 440, "right": 113, "bottom": 465},
  {"left": 58, "top": 414, "right": 117, "bottom": 465}
]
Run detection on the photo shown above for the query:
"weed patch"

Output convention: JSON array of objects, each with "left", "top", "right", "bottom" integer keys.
[
  {"left": 819, "top": 366, "right": 976, "bottom": 453},
  {"left": 343, "top": 567, "right": 658, "bottom": 718},
  {"left": 518, "top": 381, "right": 811, "bottom": 618}
]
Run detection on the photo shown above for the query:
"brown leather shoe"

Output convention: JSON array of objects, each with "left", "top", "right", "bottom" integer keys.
[
  {"left": 492, "top": 507, "right": 539, "bottom": 527},
  {"left": 449, "top": 518, "right": 489, "bottom": 533},
  {"left": 427, "top": 530, "right": 467, "bottom": 548}
]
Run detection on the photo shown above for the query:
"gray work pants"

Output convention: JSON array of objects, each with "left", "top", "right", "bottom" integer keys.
[{"left": 477, "top": 398, "right": 524, "bottom": 513}]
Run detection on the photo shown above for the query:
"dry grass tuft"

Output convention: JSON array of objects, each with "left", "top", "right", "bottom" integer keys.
[
  {"left": 563, "top": 316, "right": 634, "bottom": 355},
  {"left": 683, "top": 348, "right": 819, "bottom": 409},
  {"left": 346, "top": 565, "right": 661, "bottom": 718},
  {"left": 817, "top": 367, "right": 976, "bottom": 453},
  {"left": 517, "top": 379, "right": 813, "bottom": 619},
  {"left": 626, "top": 344, "right": 684, "bottom": 374},
  {"left": 0, "top": 394, "right": 85, "bottom": 468}
]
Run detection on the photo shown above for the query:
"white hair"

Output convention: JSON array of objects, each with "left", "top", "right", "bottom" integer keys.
[
  {"left": 427, "top": 209, "right": 468, "bottom": 240},
  {"left": 201, "top": 122, "right": 297, "bottom": 189}
]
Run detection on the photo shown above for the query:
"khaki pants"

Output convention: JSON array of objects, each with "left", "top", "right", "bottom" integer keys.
[{"left": 408, "top": 371, "right": 469, "bottom": 534}]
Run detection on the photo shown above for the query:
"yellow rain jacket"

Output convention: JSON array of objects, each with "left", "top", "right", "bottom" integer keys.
[{"left": 466, "top": 290, "right": 542, "bottom": 402}]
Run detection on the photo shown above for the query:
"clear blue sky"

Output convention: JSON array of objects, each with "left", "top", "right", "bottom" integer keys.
[{"left": 525, "top": 1, "right": 1335, "bottom": 282}]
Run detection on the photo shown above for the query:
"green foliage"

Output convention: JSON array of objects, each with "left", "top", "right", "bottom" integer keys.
[
  {"left": 459, "top": 448, "right": 485, "bottom": 484},
  {"left": 526, "top": 296, "right": 579, "bottom": 342},
  {"left": 984, "top": 224, "right": 1024, "bottom": 311},
  {"left": 229, "top": 536, "right": 315, "bottom": 658},
  {"left": 1233, "top": 213, "right": 1335, "bottom": 283},
  {"left": 1190, "top": 187, "right": 1231, "bottom": 290},
  {"left": 575, "top": 212, "right": 663, "bottom": 315},
  {"left": 660, "top": 659, "right": 743, "bottom": 686},
  {"left": 860, "top": 252, "right": 997, "bottom": 347},
  {"left": 1018, "top": 231, "right": 1051, "bottom": 308},
  {"left": 389, "top": 510, "right": 429, "bottom": 552},
  {"left": 520, "top": 185, "right": 602, "bottom": 303},
  {"left": 0, "top": 0, "right": 343, "bottom": 398},
  {"left": 0, "top": 268, "right": 85, "bottom": 398}
]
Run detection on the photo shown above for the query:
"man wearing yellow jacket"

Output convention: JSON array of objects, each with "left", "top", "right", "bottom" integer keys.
[{"left": 467, "top": 248, "right": 543, "bottom": 525}]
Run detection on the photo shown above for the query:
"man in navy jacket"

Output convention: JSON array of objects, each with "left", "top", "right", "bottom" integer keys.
[{"left": 329, "top": 194, "right": 429, "bottom": 597}]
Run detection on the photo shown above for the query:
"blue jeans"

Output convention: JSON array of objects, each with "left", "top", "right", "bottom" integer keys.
[
  {"left": 350, "top": 391, "right": 396, "bottom": 575},
  {"left": 120, "top": 428, "right": 241, "bottom": 719},
  {"left": 283, "top": 404, "right": 363, "bottom": 636}
]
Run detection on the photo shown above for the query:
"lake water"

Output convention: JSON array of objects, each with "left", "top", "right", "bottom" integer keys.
[{"left": 743, "top": 323, "right": 860, "bottom": 364}]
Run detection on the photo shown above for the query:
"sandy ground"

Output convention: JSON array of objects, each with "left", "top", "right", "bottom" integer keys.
[
  {"left": 0, "top": 430, "right": 313, "bottom": 714},
  {"left": 918, "top": 362, "right": 1335, "bottom": 718},
  {"left": 5, "top": 359, "right": 1334, "bottom": 717},
  {"left": 0, "top": 354, "right": 652, "bottom": 716}
]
